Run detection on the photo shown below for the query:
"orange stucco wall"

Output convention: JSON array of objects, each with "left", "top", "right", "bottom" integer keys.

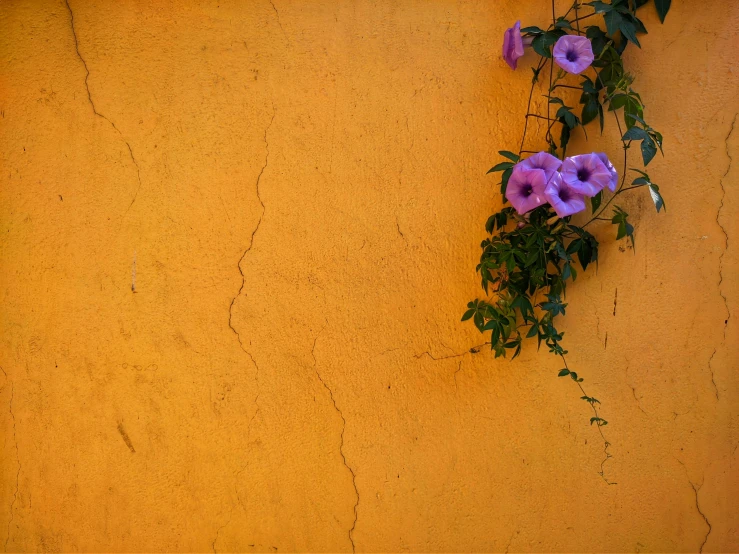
[{"left": 1, "top": 0, "right": 738, "bottom": 551}]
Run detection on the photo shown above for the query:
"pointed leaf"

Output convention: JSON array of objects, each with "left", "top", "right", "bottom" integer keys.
[
  {"left": 648, "top": 184, "right": 666, "bottom": 212},
  {"left": 655, "top": 0, "right": 671, "bottom": 22}
]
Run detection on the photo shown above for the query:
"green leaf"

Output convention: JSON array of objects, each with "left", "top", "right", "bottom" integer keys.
[
  {"left": 541, "top": 293, "right": 567, "bottom": 317},
  {"left": 604, "top": 10, "right": 623, "bottom": 35},
  {"left": 499, "top": 150, "right": 520, "bottom": 162},
  {"left": 648, "top": 184, "right": 666, "bottom": 213},
  {"left": 587, "top": 1, "right": 614, "bottom": 12},
  {"left": 560, "top": 122, "right": 571, "bottom": 150},
  {"left": 581, "top": 99, "right": 599, "bottom": 126},
  {"left": 586, "top": 26, "right": 609, "bottom": 56},
  {"left": 461, "top": 309, "right": 475, "bottom": 322},
  {"left": 612, "top": 205, "right": 635, "bottom": 249},
  {"left": 520, "top": 25, "right": 544, "bottom": 35},
  {"left": 655, "top": 0, "right": 671, "bottom": 23},
  {"left": 641, "top": 136, "right": 657, "bottom": 165},
  {"left": 556, "top": 106, "right": 578, "bottom": 129},
  {"left": 532, "top": 32, "right": 559, "bottom": 58},
  {"left": 501, "top": 167, "right": 513, "bottom": 196},
  {"left": 622, "top": 126, "right": 648, "bottom": 141},
  {"left": 623, "top": 94, "right": 644, "bottom": 129},
  {"left": 488, "top": 161, "right": 514, "bottom": 173},
  {"left": 562, "top": 262, "right": 572, "bottom": 281},
  {"left": 625, "top": 112, "right": 647, "bottom": 127},
  {"left": 473, "top": 311, "right": 484, "bottom": 331},
  {"left": 608, "top": 94, "right": 628, "bottom": 111},
  {"left": 558, "top": 369, "right": 570, "bottom": 377},
  {"left": 591, "top": 191, "right": 602, "bottom": 213},
  {"left": 619, "top": 18, "right": 640, "bottom": 47}
]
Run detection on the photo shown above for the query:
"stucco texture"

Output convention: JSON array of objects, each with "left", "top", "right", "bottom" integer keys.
[{"left": 1, "top": 0, "right": 738, "bottom": 552}]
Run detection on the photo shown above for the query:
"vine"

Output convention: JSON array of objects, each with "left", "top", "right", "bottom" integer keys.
[{"left": 465, "top": 0, "right": 671, "bottom": 481}]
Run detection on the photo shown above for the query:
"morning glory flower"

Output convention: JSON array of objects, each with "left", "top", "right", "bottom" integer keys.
[
  {"left": 553, "top": 35, "right": 594, "bottom": 74},
  {"left": 596, "top": 152, "right": 619, "bottom": 192},
  {"left": 520, "top": 151, "right": 562, "bottom": 183},
  {"left": 561, "top": 153, "right": 612, "bottom": 196},
  {"left": 503, "top": 21, "right": 533, "bottom": 70},
  {"left": 505, "top": 165, "right": 548, "bottom": 214},
  {"left": 544, "top": 172, "right": 586, "bottom": 218}
]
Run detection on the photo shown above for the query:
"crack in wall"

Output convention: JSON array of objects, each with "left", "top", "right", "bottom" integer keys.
[
  {"left": 211, "top": 511, "right": 232, "bottom": 554},
  {"left": 414, "top": 343, "right": 488, "bottom": 361},
  {"left": 629, "top": 384, "right": 647, "bottom": 415},
  {"left": 63, "top": 0, "right": 143, "bottom": 212},
  {"left": 675, "top": 458, "right": 712, "bottom": 553},
  {"left": 4, "top": 383, "right": 20, "bottom": 553},
  {"left": 612, "top": 288, "right": 618, "bottom": 316},
  {"left": 690, "top": 481, "right": 712, "bottom": 553},
  {"left": 717, "top": 114, "right": 736, "bottom": 340},
  {"left": 707, "top": 348, "right": 720, "bottom": 400},
  {"left": 227, "top": 109, "right": 276, "bottom": 432},
  {"left": 268, "top": 0, "right": 290, "bottom": 45},
  {"left": 311, "top": 332, "right": 359, "bottom": 553},
  {"left": 453, "top": 361, "right": 462, "bottom": 393},
  {"left": 503, "top": 530, "right": 518, "bottom": 554}
]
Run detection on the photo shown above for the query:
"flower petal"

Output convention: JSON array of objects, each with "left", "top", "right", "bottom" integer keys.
[
  {"left": 521, "top": 151, "right": 562, "bottom": 183},
  {"left": 552, "top": 35, "right": 594, "bottom": 74},
  {"left": 561, "top": 153, "right": 611, "bottom": 196},
  {"left": 596, "top": 152, "right": 619, "bottom": 191},
  {"left": 503, "top": 21, "right": 525, "bottom": 70},
  {"left": 544, "top": 173, "right": 586, "bottom": 218},
  {"left": 506, "top": 165, "right": 548, "bottom": 214}
]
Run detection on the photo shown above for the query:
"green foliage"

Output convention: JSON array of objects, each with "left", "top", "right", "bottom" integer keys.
[
  {"left": 532, "top": 28, "right": 567, "bottom": 58},
  {"left": 654, "top": 0, "right": 671, "bottom": 23},
  {"left": 464, "top": 0, "right": 671, "bottom": 436},
  {"left": 611, "top": 205, "right": 635, "bottom": 248},
  {"left": 622, "top": 115, "right": 663, "bottom": 165}
]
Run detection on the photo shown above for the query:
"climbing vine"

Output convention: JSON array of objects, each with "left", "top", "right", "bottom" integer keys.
[{"left": 464, "top": 0, "right": 672, "bottom": 481}]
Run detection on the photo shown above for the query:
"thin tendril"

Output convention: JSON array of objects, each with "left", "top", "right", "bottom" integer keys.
[{"left": 518, "top": 57, "right": 548, "bottom": 157}]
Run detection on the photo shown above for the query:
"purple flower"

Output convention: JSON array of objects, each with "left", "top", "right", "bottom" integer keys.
[
  {"left": 520, "top": 151, "right": 562, "bottom": 183},
  {"left": 553, "top": 35, "right": 594, "bottom": 74},
  {"left": 505, "top": 165, "right": 548, "bottom": 214},
  {"left": 596, "top": 152, "right": 619, "bottom": 192},
  {"left": 544, "top": 173, "right": 586, "bottom": 218},
  {"left": 561, "top": 153, "right": 612, "bottom": 196},
  {"left": 503, "top": 21, "right": 527, "bottom": 70}
]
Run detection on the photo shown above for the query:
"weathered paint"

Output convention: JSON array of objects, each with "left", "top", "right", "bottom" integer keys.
[{"left": 1, "top": 0, "right": 738, "bottom": 551}]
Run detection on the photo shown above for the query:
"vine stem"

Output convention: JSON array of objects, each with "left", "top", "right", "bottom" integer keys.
[
  {"left": 546, "top": 0, "right": 556, "bottom": 147},
  {"left": 560, "top": 354, "right": 616, "bottom": 485},
  {"left": 570, "top": 12, "right": 598, "bottom": 25},
  {"left": 527, "top": 113, "right": 558, "bottom": 122},
  {"left": 518, "top": 57, "right": 548, "bottom": 157}
]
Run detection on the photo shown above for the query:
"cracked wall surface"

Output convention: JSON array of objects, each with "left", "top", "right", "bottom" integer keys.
[{"left": 1, "top": 0, "right": 738, "bottom": 551}]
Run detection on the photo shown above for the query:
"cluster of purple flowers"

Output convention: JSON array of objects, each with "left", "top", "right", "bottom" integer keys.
[
  {"left": 505, "top": 152, "right": 617, "bottom": 218},
  {"left": 500, "top": 22, "right": 615, "bottom": 218},
  {"left": 503, "top": 21, "right": 594, "bottom": 75}
]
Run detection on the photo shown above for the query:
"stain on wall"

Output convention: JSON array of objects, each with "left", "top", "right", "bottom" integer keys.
[{"left": 1, "top": 0, "right": 738, "bottom": 551}]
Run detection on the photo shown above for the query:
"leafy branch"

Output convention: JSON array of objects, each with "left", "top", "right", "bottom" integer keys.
[{"left": 467, "top": 0, "right": 671, "bottom": 481}]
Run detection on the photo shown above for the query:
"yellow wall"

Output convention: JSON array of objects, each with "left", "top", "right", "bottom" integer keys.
[{"left": 1, "top": 0, "right": 738, "bottom": 551}]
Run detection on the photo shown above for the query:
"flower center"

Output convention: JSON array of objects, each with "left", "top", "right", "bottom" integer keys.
[
  {"left": 559, "top": 188, "right": 570, "bottom": 202},
  {"left": 523, "top": 184, "right": 533, "bottom": 196},
  {"left": 577, "top": 168, "right": 591, "bottom": 182},
  {"left": 566, "top": 50, "right": 578, "bottom": 62}
]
